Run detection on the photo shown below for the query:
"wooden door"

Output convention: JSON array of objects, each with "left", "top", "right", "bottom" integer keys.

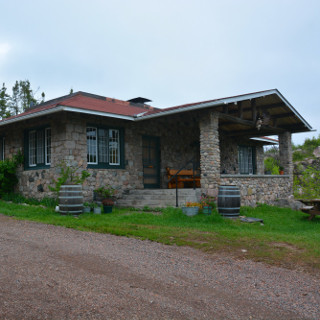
[{"left": 142, "top": 136, "right": 160, "bottom": 188}]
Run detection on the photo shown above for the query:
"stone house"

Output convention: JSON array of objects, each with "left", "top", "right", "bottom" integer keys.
[{"left": 0, "top": 89, "right": 312, "bottom": 207}]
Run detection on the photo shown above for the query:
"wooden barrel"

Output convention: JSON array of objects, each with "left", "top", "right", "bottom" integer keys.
[
  {"left": 59, "top": 184, "right": 83, "bottom": 215},
  {"left": 218, "top": 185, "right": 241, "bottom": 217}
]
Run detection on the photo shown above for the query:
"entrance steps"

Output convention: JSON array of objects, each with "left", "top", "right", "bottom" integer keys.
[{"left": 116, "top": 189, "right": 202, "bottom": 208}]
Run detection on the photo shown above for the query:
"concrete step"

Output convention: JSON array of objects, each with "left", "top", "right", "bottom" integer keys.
[{"left": 117, "top": 188, "right": 201, "bottom": 208}]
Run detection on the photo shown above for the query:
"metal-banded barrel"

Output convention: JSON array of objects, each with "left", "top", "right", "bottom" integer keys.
[
  {"left": 59, "top": 184, "right": 83, "bottom": 215},
  {"left": 218, "top": 185, "right": 241, "bottom": 217}
]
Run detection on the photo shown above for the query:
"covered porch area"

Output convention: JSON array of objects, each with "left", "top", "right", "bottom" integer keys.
[{"left": 135, "top": 89, "right": 312, "bottom": 207}]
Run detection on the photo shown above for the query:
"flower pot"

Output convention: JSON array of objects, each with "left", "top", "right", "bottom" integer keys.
[
  {"left": 94, "top": 207, "right": 101, "bottom": 214},
  {"left": 103, "top": 205, "right": 113, "bottom": 213},
  {"left": 202, "top": 206, "right": 212, "bottom": 215},
  {"left": 182, "top": 207, "right": 199, "bottom": 216},
  {"left": 83, "top": 206, "right": 91, "bottom": 213}
]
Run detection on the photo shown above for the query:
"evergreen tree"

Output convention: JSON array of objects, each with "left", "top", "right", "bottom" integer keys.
[
  {"left": 0, "top": 83, "right": 11, "bottom": 119},
  {"left": 9, "top": 80, "right": 45, "bottom": 115},
  {"left": 10, "top": 81, "right": 20, "bottom": 115}
]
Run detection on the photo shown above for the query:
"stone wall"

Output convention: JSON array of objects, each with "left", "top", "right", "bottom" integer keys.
[
  {"left": 0, "top": 109, "right": 294, "bottom": 206},
  {"left": 1, "top": 111, "right": 201, "bottom": 201},
  {"left": 220, "top": 175, "right": 292, "bottom": 206}
]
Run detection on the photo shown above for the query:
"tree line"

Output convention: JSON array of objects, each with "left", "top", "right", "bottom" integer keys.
[{"left": 0, "top": 80, "right": 45, "bottom": 119}]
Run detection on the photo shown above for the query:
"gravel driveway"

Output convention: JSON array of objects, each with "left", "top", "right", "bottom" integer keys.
[{"left": 0, "top": 214, "right": 319, "bottom": 319}]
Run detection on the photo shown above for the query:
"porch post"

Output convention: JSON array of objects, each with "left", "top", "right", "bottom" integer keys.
[
  {"left": 200, "top": 111, "right": 220, "bottom": 197},
  {"left": 278, "top": 131, "right": 293, "bottom": 176}
]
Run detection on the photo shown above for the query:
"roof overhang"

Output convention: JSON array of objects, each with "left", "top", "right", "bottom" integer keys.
[
  {"left": 135, "top": 89, "right": 313, "bottom": 137},
  {"left": 0, "top": 105, "right": 134, "bottom": 127},
  {"left": 0, "top": 89, "right": 313, "bottom": 137}
]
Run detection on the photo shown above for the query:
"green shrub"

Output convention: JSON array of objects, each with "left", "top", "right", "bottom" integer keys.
[
  {"left": 294, "top": 165, "right": 320, "bottom": 198},
  {"left": 264, "top": 157, "right": 280, "bottom": 175},
  {"left": 1, "top": 192, "right": 57, "bottom": 207},
  {"left": 49, "top": 160, "right": 90, "bottom": 195},
  {"left": 0, "top": 151, "right": 23, "bottom": 195}
]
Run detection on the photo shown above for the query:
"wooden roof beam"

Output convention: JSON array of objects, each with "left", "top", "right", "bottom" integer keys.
[
  {"left": 228, "top": 102, "right": 285, "bottom": 115},
  {"left": 223, "top": 125, "right": 286, "bottom": 137},
  {"left": 218, "top": 112, "right": 256, "bottom": 127}
]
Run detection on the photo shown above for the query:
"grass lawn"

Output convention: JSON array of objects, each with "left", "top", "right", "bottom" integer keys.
[{"left": 1, "top": 200, "right": 319, "bottom": 272}]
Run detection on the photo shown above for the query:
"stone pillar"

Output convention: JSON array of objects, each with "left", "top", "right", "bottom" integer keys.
[
  {"left": 200, "top": 112, "right": 220, "bottom": 197},
  {"left": 278, "top": 131, "right": 293, "bottom": 176},
  {"left": 278, "top": 131, "right": 293, "bottom": 198},
  {"left": 256, "top": 145, "right": 265, "bottom": 175}
]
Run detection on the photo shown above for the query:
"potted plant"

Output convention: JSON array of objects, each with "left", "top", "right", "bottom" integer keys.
[
  {"left": 91, "top": 202, "right": 102, "bottom": 214},
  {"left": 102, "top": 198, "right": 113, "bottom": 213},
  {"left": 279, "top": 166, "right": 284, "bottom": 175},
  {"left": 83, "top": 202, "right": 91, "bottom": 213},
  {"left": 200, "top": 194, "right": 216, "bottom": 215},
  {"left": 94, "top": 185, "right": 116, "bottom": 213},
  {"left": 182, "top": 202, "right": 201, "bottom": 216}
]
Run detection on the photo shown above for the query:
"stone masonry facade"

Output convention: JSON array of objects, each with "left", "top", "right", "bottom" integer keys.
[
  {"left": 0, "top": 108, "right": 294, "bottom": 206},
  {"left": 220, "top": 175, "right": 292, "bottom": 206}
]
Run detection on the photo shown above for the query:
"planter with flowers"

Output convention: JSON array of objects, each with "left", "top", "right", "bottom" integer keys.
[
  {"left": 200, "top": 194, "right": 216, "bottom": 215},
  {"left": 182, "top": 202, "right": 201, "bottom": 216},
  {"left": 94, "top": 185, "right": 116, "bottom": 214}
]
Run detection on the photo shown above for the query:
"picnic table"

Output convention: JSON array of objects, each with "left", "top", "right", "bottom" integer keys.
[{"left": 299, "top": 199, "right": 320, "bottom": 220}]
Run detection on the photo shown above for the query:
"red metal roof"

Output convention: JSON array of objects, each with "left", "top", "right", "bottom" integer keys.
[
  {"left": 59, "top": 93, "right": 159, "bottom": 116},
  {"left": 1, "top": 91, "right": 160, "bottom": 122}
]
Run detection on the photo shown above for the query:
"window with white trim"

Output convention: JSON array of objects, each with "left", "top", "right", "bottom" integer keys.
[
  {"left": 87, "top": 126, "right": 123, "bottom": 168},
  {"left": 25, "top": 127, "right": 51, "bottom": 169}
]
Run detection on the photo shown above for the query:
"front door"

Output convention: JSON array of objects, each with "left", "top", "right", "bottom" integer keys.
[{"left": 142, "top": 136, "right": 160, "bottom": 188}]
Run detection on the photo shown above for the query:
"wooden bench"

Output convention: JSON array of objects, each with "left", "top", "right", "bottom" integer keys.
[
  {"left": 299, "top": 199, "right": 320, "bottom": 220},
  {"left": 166, "top": 167, "right": 200, "bottom": 189},
  {"left": 300, "top": 205, "right": 320, "bottom": 220}
]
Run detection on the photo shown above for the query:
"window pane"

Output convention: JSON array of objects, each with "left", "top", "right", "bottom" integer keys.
[
  {"left": 239, "top": 146, "right": 254, "bottom": 174},
  {"left": 248, "top": 147, "right": 253, "bottom": 174},
  {"left": 109, "top": 129, "right": 120, "bottom": 165},
  {"left": 87, "top": 127, "right": 97, "bottom": 164},
  {"left": 29, "top": 131, "right": 36, "bottom": 166},
  {"left": 37, "top": 130, "right": 44, "bottom": 164},
  {"left": 98, "top": 128, "right": 108, "bottom": 163},
  {"left": 45, "top": 128, "right": 51, "bottom": 165},
  {"left": 0, "top": 138, "right": 4, "bottom": 161}
]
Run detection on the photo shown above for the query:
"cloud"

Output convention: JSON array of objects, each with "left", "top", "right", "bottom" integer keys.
[{"left": 0, "top": 43, "right": 11, "bottom": 65}]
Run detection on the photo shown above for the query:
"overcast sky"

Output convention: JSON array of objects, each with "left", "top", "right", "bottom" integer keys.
[{"left": 0, "top": 0, "right": 319, "bottom": 145}]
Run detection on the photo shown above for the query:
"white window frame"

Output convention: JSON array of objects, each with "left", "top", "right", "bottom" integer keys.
[
  {"left": 87, "top": 127, "right": 98, "bottom": 165},
  {"left": 109, "top": 129, "right": 120, "bottom": 165},
  {"left": 87, "top": 126, "right": 122, "bottom": 167},
  {"left": 27, "top": 127, "right": 51, "bottom": 169}
]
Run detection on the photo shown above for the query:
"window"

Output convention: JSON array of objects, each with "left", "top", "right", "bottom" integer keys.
[
  {"left": 87, "top": 126, "right": 123, "bottom": 168},
  {"left": 238, "top": 146, "right": 255, "bottom": 174},
  {"left": 0, "top": 137, "right": 4, "bottom": 161},
  {"left": 25, "top": 127, "right": 51, "bottom": 169}
]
